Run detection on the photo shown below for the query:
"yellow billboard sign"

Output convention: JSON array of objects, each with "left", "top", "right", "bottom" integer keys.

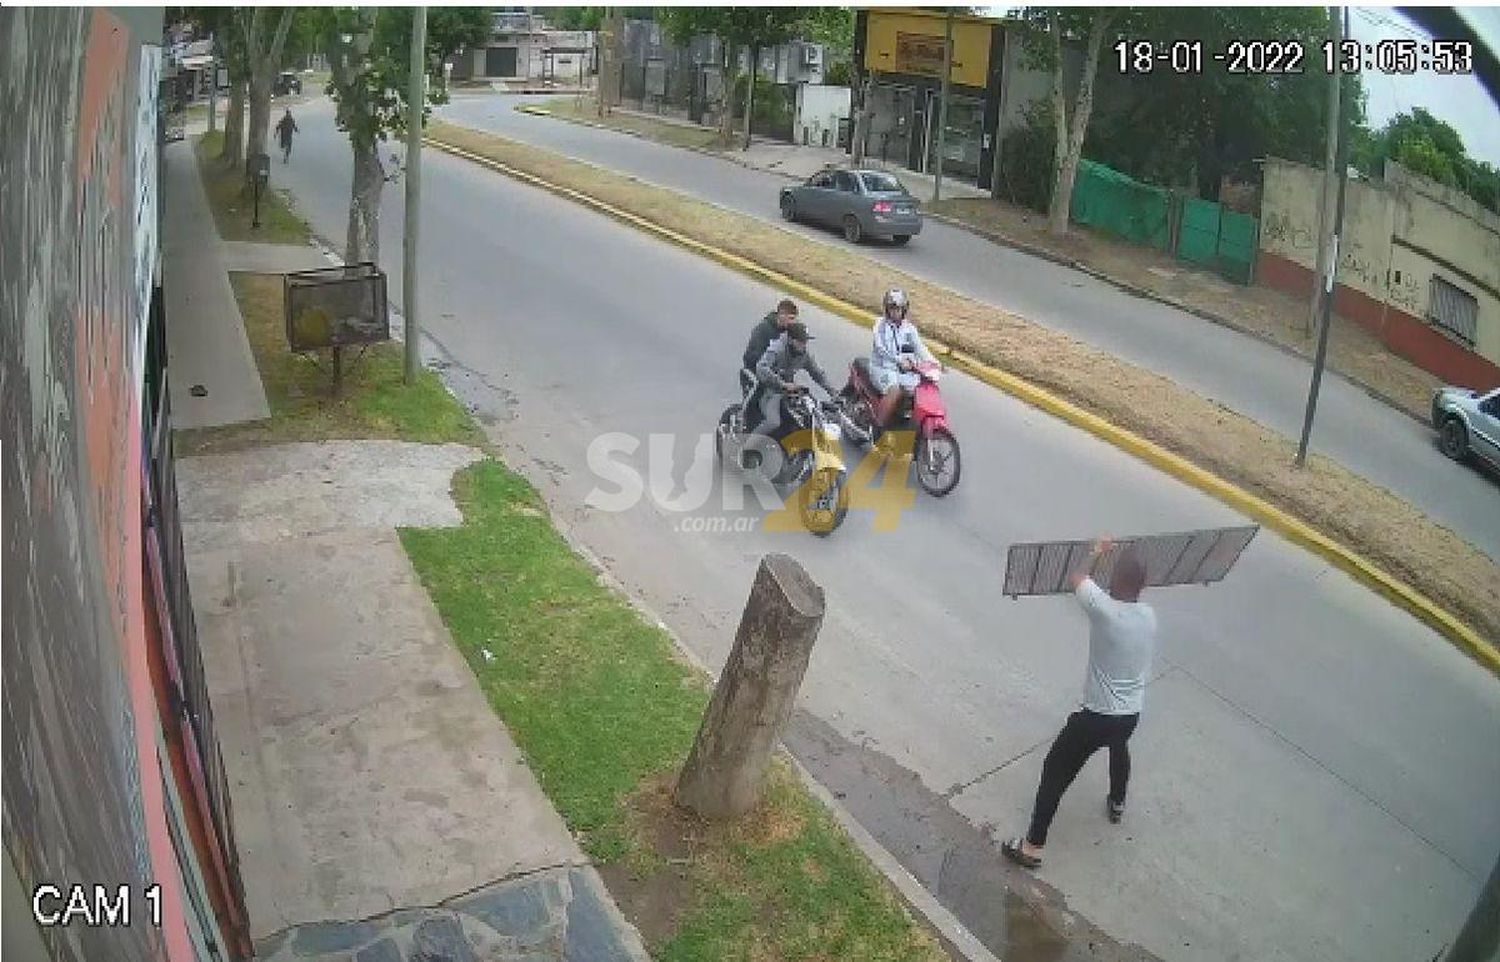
[{"left": 864, "top": 9, "right": 993, "bottom": 88}]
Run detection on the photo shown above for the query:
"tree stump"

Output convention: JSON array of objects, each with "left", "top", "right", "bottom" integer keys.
[{"left": 676, "top": 554, "right": 825, "bottom": 819}]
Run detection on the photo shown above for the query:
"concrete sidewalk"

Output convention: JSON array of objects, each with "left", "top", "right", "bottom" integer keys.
[
  {"left": 168, "top": 136, "right": 654, "bottom": 961},
  {"left": 178, "top": 441, "right": 652, "bottom": 962},
  {"left": 163, "top": 140, "right": 272, "bottom": 429}
]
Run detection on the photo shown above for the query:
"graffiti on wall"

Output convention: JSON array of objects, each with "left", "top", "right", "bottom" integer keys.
[
  {"left": 1260, "top": 209, "right": 1315, "bottom": 255},
  {"left": 0, "top": 8, "right": 168, "bottom": 961},
  {"left": 1389, "top": 268, "right": 1423, "bottom": 314}
]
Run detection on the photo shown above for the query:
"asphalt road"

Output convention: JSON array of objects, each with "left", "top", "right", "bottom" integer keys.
[
  {"left": 270, "top": 99, "right": 1500, "bottom": 962},
  {"left": 433, "top": 94, "right": 1500, "bottom": 564}
]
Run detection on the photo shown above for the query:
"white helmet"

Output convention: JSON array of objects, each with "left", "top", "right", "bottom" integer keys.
[{"left": 882, "top": 287, "right": 909, "bottom": 320}]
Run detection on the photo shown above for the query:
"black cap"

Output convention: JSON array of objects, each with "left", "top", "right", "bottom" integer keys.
[{"left": 787, "top": 322, "right": 813, "bottom": 342}]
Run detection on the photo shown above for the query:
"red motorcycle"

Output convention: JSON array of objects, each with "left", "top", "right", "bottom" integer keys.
[{"left": 837, "top": 356, "right": 961, "bottom": 497}]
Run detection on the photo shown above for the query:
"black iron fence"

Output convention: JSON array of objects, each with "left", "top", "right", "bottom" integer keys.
[{"left": 144, "top": 287, "right": 252, "bottom": 958}]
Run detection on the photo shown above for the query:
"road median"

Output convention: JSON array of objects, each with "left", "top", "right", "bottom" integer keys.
[{"left": 426, "top": 118, "right": 1500, "bottom": 668}]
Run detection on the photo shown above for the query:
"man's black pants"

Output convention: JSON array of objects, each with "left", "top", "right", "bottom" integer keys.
[{"left": 1027, "top": 709, "right": 1139, "bottom": 846}]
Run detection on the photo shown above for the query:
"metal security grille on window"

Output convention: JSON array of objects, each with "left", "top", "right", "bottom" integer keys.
[{"left": 1429, "top": 276, "right": 1478, "bottom": 346}]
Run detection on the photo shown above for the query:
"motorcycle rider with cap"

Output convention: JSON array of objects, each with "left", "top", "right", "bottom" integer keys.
[{"left": 747, "top": 321, "right": 835, "bottom": 444}]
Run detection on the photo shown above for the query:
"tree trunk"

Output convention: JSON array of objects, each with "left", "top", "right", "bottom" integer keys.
[
  {"left": 221, "top": 79, "right": 246, "bottom": 166},
  {"left": 245, "top": 73, "right": 272, "bottom": 171},
  {"left": 243, "top": 8, "right": 294, "bottom": 187},
  {"left": 742, "top": 44, "right": 757, "bottom": 151},
  {"left": 722, "top": 43, "right": 739, "bottom": 143},
  {"left": 329, "top": 10, "right": 380, "bottom": 263},
  {"left": 346, "top": 142, "right": 383, "bottom": 265},
  {"left": 676, "top": 554, "right": 826, "bottom": 819},
  {"left": 1048, "top": 11, "right": 1113, "bottom": 236},
  {"left": 851, "top": 73, "right": 873, "bottom": 165}
]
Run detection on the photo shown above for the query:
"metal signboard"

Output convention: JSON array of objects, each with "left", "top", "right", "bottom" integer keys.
[
  {"left": 284, "top": 263, "right": 390, "bottom": 352},
  {"left": 1002, "top": 525, "right": 1259, "bottom": 599}
]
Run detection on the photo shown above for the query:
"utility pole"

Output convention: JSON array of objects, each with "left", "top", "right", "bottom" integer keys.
[
  {"left": 933, "top": 8, "right": 954, "bottom": 202},
  {"left": 1295, "top": 5, "right": 1350, "bottom": 468},
  {"left": 403, "top": 6, "right": 426, "bottom": 385},
  {"left": 1307, "top": 6, "right": 1341, "bottom": 336}
]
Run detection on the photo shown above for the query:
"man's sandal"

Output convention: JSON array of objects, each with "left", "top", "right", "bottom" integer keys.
[{"left": 1002, "top": 837, "right": 1042, "bottom": 869}]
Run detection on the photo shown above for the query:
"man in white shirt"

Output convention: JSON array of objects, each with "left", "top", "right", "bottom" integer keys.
[{"left": 1004, "top": 538, "right": 1158, "bottom": 869}]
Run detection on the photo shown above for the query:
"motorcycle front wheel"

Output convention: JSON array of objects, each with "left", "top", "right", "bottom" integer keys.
[
  {"left": 800, "top": 468, "right": 849, "bottom": 537},
  {"left": 915, "top": 427, "right": 961, "bottom": 497},
  {"left": 716, "top": 404, "right": 741, "bottom": 464}
]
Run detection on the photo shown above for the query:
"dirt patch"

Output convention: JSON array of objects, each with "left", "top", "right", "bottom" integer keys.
[
  {"left": 427, "top": 120, "right": 1500, "bottom": 651},
  {"left": 596, "top": 768, "right": 957, "bottom": 961},
  {"left": 928, "top": 197, "right": 1445, "bottom": 420},
  {"left": 596, "top": 774, "right": 710, "bottom": 948}
]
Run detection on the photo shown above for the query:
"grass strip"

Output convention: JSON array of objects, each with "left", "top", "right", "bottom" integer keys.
[
  {"left": 426, "top": 117, "right": 1500, "bottom": 648},
  {"left": 195, "top": 131, "right": 312, "bottom": 245},
  {"left": 399, "top": 462, "right": 948, "bottom": 961},
  {"left": 535, "top": 97, "right": 733, "bottom": 150},
  {"left": 175, "top": 272, "right": 485, "bottom": 455}
]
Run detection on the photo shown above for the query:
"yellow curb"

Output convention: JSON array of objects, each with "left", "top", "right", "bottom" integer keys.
[{"left": 424, "top": 133, "right": 1500, "bottom": 676}]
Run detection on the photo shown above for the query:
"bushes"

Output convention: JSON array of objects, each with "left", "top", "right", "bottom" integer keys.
[
  {"left": 731, "top": 73, "right": 793, "bottom": 138},
  {"left": 998, "top": 99, "right": 1056, "bottom": 213}
]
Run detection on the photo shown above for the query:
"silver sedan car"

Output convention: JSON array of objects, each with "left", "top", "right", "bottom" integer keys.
[
  {"left": 1432, "top": 384, "right": 1500, "bottom": 472},
  {"left": 779, "top": 168, "right": 923, "bottom": 245}
]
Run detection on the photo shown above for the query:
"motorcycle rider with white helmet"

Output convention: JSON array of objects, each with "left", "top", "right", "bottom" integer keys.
[{"left": 870, "top": 288, "right": 936, "bottom": 438}]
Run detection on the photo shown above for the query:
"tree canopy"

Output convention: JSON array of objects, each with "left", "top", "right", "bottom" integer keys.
[
  {"left": 1352, "top": 107, "right": 1499, "bottom": 211},
  {"left": 1054, "top": 7, "right": 1363, "bottom": 198},
  {"left": 315, "top": 7, "right": 489, "bottom": 151}
]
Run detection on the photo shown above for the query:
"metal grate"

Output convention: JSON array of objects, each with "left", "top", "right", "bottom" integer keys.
[
  {"left": 1428, "top": 275, "right": 1478, "bottom": 346},
  {"left": 284, "top": 263, "right": 389, "bottom": 353},
  {"left": 1003, "top": 526, "right": 1259, "bottom": 598}
]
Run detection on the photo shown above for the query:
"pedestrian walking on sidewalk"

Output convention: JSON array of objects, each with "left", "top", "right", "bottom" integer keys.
[
  {"left": 276, "top": 108, "right": 299, "bottom": 163},
  {"left": 1003, "top": 538, "right": 1157, "bottom": 870}
]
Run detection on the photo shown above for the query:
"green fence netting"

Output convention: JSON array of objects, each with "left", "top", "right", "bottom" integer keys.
[
  {"left": 1069, "top": 159, "right": 1172, "bottom": 250},
  {"left": 1069, "top": 160, "right": 1259, "bottom": 285}
]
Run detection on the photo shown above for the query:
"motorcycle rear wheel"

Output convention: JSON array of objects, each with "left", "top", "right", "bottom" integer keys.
[{"left": 839, "top": 396, "right": 876, "bottom": 446}]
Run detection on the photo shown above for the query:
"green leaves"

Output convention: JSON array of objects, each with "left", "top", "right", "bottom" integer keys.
[
  {"left": 657, "top": 6, "right": 824, "bottom": 54},
  {"left": 323, "top": 7, "right": 491, "bottom": 150},
  {"left": 1018, "top": 5, "right": 1368, "bottom": 198},
  {"left": 1355, "top": 107, "right": 1500, "bottom": 210}
]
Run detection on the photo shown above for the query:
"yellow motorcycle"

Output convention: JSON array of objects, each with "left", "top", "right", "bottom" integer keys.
[{"left": 716, "top": 376, "right": 850, "bottom": 537}]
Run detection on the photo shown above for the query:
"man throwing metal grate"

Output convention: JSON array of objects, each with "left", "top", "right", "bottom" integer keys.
[{"left": 1003, "top": 537, "right": 1158, "bottom": 870}]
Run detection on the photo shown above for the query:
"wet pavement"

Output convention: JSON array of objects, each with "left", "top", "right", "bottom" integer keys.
[{"left": 788, "top": 711, "right": 1156, "bottom": 962}]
